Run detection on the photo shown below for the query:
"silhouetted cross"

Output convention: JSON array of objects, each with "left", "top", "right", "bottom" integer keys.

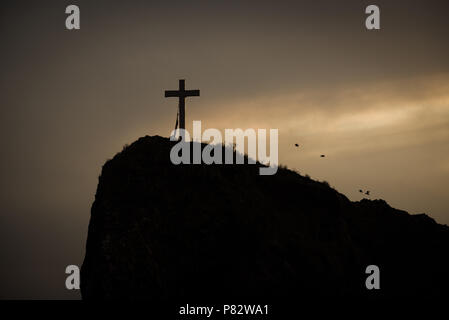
[{"left": 165, "top": 79, "right": 200, "bottom": 131}]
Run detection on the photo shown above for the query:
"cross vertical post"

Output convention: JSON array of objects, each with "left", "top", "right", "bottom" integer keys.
[{"left": 179, "top": 79, "right": 185, "bottom": 131}]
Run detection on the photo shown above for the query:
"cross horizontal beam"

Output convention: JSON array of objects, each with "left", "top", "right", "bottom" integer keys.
[{"left": 165, "top": 89, "right": 200, "bottom": 98}]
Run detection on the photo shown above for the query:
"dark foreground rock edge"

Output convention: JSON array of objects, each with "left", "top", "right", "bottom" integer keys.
[{"left": 81, "top": 135, "right": 449, "bottom": 300}]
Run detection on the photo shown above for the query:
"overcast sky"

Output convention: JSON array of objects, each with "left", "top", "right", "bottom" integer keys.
[{"left": 1, "top": 0, "right": 448, "bottom": 298}]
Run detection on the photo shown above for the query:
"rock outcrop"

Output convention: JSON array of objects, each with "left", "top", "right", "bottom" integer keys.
[{"left": 81, "top": 136, "right": 449, "bottom": 299}]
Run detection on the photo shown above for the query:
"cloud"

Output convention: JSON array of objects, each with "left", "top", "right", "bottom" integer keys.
[{"left": 200, "top": 73, "right": 449, "bottom": 157}]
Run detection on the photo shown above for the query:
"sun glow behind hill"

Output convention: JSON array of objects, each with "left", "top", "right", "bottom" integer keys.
[{"left": 186, "top": 73, "right": 449, "bottom": 223}]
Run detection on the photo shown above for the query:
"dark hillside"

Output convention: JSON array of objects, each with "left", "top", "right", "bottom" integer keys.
[{"left": 81, "top": 136, "right": 449, "bottom": 299}]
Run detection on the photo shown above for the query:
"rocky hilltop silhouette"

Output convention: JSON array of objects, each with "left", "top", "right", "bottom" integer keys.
[{"left": 81, "top": 136, "right": 449, "bottom": 299}]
